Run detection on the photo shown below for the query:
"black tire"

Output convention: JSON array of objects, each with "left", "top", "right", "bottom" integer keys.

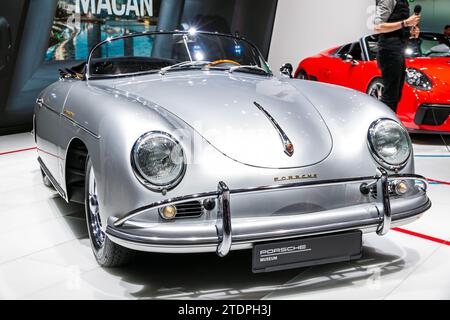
[
  {"left": 296, "top": 70, "right": 308, "bottom": 80},
  {"left": 85, "top": 156, "right": 134, "bottom": 267},
  {"left": 367, "top": 78, "right": 384, "bottom": 101},
  {"left": 41, "top": 169, "right": 54, "bottom": 189}
]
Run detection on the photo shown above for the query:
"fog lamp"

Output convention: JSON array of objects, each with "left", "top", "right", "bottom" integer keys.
[
  {"left": 160, "top": 205, "right": 177, "bottom": 220},
  {"left": 395, "top": 181, "right": 409, "bottom": 195}
]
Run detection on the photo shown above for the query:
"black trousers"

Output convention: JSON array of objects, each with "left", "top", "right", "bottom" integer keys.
[{"left": 377, "top": 48, "right": 406, "bottom": 113}]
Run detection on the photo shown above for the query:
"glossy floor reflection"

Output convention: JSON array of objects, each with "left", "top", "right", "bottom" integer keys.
[{"left": 0, "top": 133, "right": 449, "bottom": 300}]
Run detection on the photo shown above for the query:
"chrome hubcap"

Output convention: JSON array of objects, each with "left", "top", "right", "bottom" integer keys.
[
  {"left": 369, "top": 82, "right": 384, "bottom": 100},
  {"left": 88, "top": 167, "right": 105, "bottom": 249}
]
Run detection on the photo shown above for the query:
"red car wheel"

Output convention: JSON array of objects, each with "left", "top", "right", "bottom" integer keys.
[
  {"left": 367, "top": 78, "right": 384, "bottom": 101},
  {"left": 296, "top": 70, "right": 309, "bottom": 80}
]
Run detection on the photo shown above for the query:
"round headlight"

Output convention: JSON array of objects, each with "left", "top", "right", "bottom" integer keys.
[
  {"left": 132, "top": 132, "right": 186, "bottom": 190},
  {"left": 368, "top": 119, "right": 411, "bottom": 170}
]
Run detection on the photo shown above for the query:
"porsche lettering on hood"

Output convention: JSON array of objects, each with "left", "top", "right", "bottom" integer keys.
[{"left": 110, "top": 73, "right": 333, "bottom": 169}]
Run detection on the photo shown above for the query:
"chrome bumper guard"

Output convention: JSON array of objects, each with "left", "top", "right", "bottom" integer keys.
[
  {"left": 112, "top": 168, "right": 428, "bottom": 257},
  {"left": 376, "top": 168, "right": 391, "bottom": 236}
]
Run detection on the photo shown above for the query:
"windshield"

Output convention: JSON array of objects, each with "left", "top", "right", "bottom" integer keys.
[
  {"left": 406, "top": 33, "right": 450, "bottom": 57},
  {"left": 366, "top": 33, "right": 450, "bottom": 60},
  {"left": 87, "top": 31, "right": 271, "bottom": 79}
]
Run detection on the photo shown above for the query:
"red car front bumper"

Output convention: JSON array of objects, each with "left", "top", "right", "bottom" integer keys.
[{"left": 398, "top": 85, "right": 450, "bottom": 134}]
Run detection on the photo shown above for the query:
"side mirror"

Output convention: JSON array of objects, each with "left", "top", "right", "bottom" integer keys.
[
  {"left": 342, "top": 53, "right": 353, "bottom": 63},
  {"left": 342, "top": 53, "right": 359, "bottom": 66},
  {"left": 280, "top": 63, "right": 293, "bottom": 78},
  {"left": 0, "top": 17, "right": 12, "bottom": 72}
]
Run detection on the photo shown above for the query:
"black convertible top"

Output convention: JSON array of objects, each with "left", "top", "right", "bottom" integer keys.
[{"left": 59, "top": 61, "right": 86, "bottom": 80}]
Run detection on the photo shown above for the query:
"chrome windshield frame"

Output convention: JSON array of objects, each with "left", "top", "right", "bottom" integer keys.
[{"left": 85, "top": 30, "right": 271, "bottom": 80}]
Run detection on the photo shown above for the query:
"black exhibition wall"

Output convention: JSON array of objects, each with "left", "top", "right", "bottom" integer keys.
[{"left": 0, "top": 0, "right": 32, "bottom": 135}]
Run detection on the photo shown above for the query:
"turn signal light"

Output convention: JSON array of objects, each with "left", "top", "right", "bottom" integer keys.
[
  {"left": 395, "top": 181, "right": 409, "bottom": 195},
  {"left": 160, "top": 205, "right": 177, "bottom": 220}
]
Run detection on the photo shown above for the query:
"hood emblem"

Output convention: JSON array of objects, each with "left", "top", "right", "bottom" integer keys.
[{"left": 253, "top": 102, "right": 294, "bottom": 157}]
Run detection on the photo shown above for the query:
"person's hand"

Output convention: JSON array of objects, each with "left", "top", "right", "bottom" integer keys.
[
  {"left": 410, "top": 26, "right": 420, "bottom": 38},
  {"left": 405, "top": 14, "right": 421, "bottom": 27}
]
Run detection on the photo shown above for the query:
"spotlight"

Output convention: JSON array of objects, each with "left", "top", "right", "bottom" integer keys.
[{"left": 188, "top": 27, "right": 197, "bottom": 36}]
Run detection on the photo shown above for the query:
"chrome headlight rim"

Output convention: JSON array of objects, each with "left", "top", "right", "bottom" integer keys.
[
  {"left": 405, "top": 68, "right": 432, "bottom": 91},
  {"left": 131, "top": 131, "right": 186, "bottom": 192},
  {"left": 367, "top": 118, "right": 412, "bottom": 171}
]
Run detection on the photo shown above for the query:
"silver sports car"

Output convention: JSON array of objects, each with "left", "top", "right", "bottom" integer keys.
[{"left": 34, "top": 31, "right": 431, "bottom": 272}]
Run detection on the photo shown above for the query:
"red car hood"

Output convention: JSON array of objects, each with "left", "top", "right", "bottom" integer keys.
[{"left": 406, "top": 57, "right": 450, "bottom": 86}]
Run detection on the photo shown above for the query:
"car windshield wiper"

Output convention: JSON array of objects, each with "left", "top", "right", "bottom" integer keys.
[
  {"left": 228, "top": 65, "right": 270, "bottom": 75},
  {"left": 160, "top": 61, "right": 211, "bottom": 75}
]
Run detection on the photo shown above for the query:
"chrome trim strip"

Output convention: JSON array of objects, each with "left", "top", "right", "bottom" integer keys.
[
  {"left": 38, "top": 156, "right": 66, "bottom": 199},
  {"left": 113, "top": 173, "right": 428, "bottom": 227},
  {"left": 60, "top": 113, "right": 100, "bottom": 139},
  {"left": 230, "top": 176, "right": 371, "bottom": 194},
  {"left": 37, "top": 100, "right": 59, "bottom": 116},
  {"left": 216, "top": 181, "right": 232, "bottom": 257},
  {"left": 114, "top": 175, "right": 374, "bottom": 227},
  {"left": 253, "top": 101, "right": 294, "bottom": 157}
]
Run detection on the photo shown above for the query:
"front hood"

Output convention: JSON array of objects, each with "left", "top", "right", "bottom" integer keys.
[
  {"left": 407, "top": 57, "right": 450, "bottom": 86},
  {"left": 107, "top": 72, "right": 333, "bottom": 169}
]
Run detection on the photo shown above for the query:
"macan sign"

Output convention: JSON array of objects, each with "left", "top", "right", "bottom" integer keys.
[{"left": 75, "top": 0, "right": 153, "bottom": 17}]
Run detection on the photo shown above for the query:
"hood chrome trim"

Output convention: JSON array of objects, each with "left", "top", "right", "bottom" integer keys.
[{"left": 253, "top": 101, "right": 294, "bottom": 157}]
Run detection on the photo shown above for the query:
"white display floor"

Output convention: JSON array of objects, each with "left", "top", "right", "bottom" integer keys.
[{"left": 0, "top": 132, "right": 449, "bottom": 300}]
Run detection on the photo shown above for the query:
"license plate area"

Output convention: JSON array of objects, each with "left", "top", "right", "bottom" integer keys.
[{"left": 252, "top": 230, "right": 362, "bottom": 273}]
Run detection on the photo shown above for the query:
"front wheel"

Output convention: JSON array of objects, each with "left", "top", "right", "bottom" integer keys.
[
  {"left": 85, "top": 156, "right": 134, "bottom": 267},
  {"left": 367, "top": 78, "right": 384, "bottom": 101}
]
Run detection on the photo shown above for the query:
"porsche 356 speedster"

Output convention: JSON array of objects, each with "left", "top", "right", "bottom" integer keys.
[{"left": 34, "top": 31, "right": 430, "bottom": 272}]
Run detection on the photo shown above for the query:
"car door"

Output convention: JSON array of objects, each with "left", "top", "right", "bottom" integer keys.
[
  {"left": 353, "top": 35, "right": 383, "bottom": 93},
  {"left": 317, "top": 44, "right": 349, "bottom": 85},
  {"left": 36, "top": 81, "right": 75, "bottom": 185},
  {"left": 343, "top": 41, "right": 366, "bottom": 90},
  {"left": 325, "top": 42, "right": 365, "bottom": 89}
]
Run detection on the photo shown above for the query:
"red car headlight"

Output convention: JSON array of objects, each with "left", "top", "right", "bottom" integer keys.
[{"left": 405, "top": 68, "right": 432, "bottom": 91}]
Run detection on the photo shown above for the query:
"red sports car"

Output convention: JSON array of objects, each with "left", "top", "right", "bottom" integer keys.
[{"left": 295, "top": 32, "right": 450, "bottom": 134}]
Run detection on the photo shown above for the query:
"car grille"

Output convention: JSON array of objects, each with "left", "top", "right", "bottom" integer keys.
[
  {"left": 175, "top": 201, "right": 204, "bottom": 218},
  {"left": 415, "top": 104, "right": 450, "bottom": 126}
]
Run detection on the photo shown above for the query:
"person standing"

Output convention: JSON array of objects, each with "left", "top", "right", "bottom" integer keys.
[
  {"left": 444, "top": 25, "right": 450, "bottom": 37},
  {"left": 374, "top": 0, "right": 421, "bottom": 112}
]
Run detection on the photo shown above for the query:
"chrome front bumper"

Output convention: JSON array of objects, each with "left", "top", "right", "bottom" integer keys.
[{"left": 106, "top": 169, "right": 430, "bottom": 256}]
